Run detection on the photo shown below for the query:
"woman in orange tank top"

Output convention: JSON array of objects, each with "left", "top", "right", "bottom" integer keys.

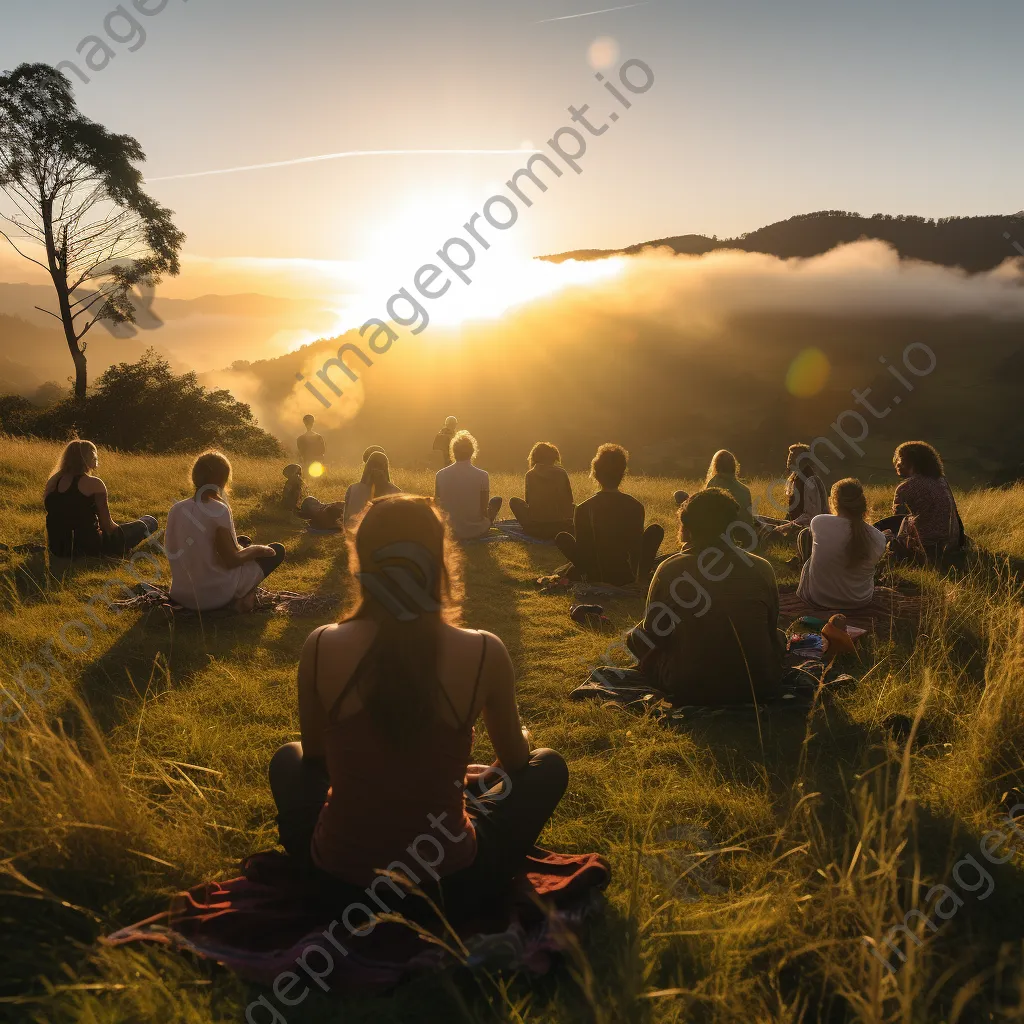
[{"left": 268, "top": 494, "right": 567, "bottom": 924}]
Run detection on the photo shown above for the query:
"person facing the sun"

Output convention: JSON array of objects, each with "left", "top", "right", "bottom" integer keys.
[
  {"left": 434, "top": 431, "right": 502, "bottom": 540},
  {"left": 433, "top": 416, "right": 459, "bottom": 467},
  {"left": 297, "top": 415, "right": 326, "bottom": 473}
]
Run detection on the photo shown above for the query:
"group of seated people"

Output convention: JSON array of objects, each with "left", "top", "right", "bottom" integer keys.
[{"left": 38, "top": 432, "right": 971, "bottom": 930}]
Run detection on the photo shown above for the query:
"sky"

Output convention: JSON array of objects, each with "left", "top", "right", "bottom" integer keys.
[{"left": 2, "top": 0, "right": 1023, "bottom": 297}]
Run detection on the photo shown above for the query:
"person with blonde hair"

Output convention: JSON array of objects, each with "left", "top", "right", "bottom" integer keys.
[
  {"left": 43, "top": 439, "right": 157, "bottom": 559},
  {"left": 164, "top": 451, "right": 286, "bottom": 611},
  {"left": 344, "top": 450, "right": 401, "bottom": 527},
  {"left": 268, "top": 494, "right": 567, "bottom": 918},
  {"left": 796, "top": 478, "right": 887, "bottom": 608},
  {"left": 508, "top": 441, "right": 575, "bottom": 539},
  {"left": 434, "top": 430, "right": 502, "bottom": 539},
  {"left": 702, "top": 449, "right": 754, "bottom": 526}
]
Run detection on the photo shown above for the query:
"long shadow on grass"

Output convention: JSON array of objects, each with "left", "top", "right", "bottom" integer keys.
[{"left": 62, "top": 606, "right": 279, "bottom": 740}]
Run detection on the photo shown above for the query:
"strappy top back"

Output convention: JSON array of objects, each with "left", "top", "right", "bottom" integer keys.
[
  {"left": 310, "top": 628, "right": 486, "bottom": 885},
  {"left": 44, "top": 475, "right": 102, "bottom": 557}
]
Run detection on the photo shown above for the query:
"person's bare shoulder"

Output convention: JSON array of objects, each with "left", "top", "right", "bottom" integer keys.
[{"left": 80, "top": 476, "right": 106, "bottom": 495}]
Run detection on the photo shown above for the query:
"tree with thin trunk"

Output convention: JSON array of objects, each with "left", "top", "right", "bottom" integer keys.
[{"left": 0, "top": 63, "right": 184, "bottom": 399}]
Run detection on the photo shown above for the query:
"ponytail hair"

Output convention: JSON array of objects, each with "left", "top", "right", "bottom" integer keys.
[{"left": 830, "top": 478, "right": 873, "bottom": 568}]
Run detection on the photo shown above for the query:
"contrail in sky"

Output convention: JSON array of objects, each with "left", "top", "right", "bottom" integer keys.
[
  {"left": 147, "top": 149, "right": 542, "bottom": 183},
  {"left": 535, "top": 1, "right": 652, "bottom": 24}
]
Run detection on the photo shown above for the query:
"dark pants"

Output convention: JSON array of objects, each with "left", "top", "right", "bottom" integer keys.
[
  {"left": 486, "top": 496, "right": 502, "bottom": 523},
  {"left": 873, "top": 515, "right": 905, "bottom": 536},
  {"left": 554, "top": 523, "right": 664, "bottom": 584},
  {"left": 237, "top": 536, "right": 287, "bottom": 580},
  {"left": 268, "top": 742, "right": 568, "bottom": 916},
  {"left": 100, "top": 515, "right": 159, "bottom": 558},
  {"left": 507, "top": 497, "right": 572, "bottom": 540}
]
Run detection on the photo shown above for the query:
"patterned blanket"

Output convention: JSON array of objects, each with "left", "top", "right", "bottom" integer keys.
[
  {"left": 103, "top": 848, "right": 610, "bottom": 993},
  {"left": 777, "top": 585, "right": 925, "bottom": 631},
  {"left": 111, "top": 583, "right": 341, "bottom": 619}
]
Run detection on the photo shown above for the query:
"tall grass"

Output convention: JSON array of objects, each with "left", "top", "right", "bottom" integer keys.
[{"left": 1, "top": 437, "right": 1023, "bottom": 1022}]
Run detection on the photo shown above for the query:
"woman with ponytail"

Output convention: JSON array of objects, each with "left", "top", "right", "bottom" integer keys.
[
  {"left": 797, "top": 478, "right": 888, "bottom": 608},
  {"left": 269, "top": 494, "right": 567, "bottom": 916}
]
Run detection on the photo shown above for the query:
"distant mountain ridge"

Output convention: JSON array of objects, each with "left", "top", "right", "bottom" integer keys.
[{"left": 542, "top": 211, "right": 1024, "bottom": 272}]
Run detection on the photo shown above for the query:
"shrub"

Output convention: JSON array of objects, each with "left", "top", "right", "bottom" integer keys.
[{"left": 23, "top": 350, "right": 282, "bottom": 456}]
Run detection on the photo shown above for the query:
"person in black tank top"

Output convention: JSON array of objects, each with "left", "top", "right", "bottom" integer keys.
[{"left": 43, "top": 440, "right": 158, "bottom": 560}]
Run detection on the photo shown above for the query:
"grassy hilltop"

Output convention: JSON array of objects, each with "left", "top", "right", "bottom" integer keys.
[{"left": 2, "top": 438, "right": 1024, "bottom": 1023}]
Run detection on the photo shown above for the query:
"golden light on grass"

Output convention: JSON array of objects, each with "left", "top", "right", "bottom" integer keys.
[{"left": 786, "top": 346, "right": 831, "bottom": 396}]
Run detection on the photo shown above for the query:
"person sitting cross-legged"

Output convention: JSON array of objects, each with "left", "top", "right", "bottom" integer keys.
[
  {"left": 268, "top": 494, "right": 568, "bottom": 922},
  {"left": 873, "top": 440, "right": 964, "bottom": 558},
  {"left": 434, "top": 431, "right": 502, "bottom": 540},
  {"left": 345, "top": 451, "right": 401, "bottom": 528},
  {"left": 555, "top": 443, "right": 663, "bottom": 586},
  {"left": 508, "top": 441, "right": 575, "bottom": 540},
  {"left": 165, "top": 451, "right": 286, "bottom": 613},
  {"left": 626, "top": 488, "right": 785, "bottom": 705},
  {"left": 796, "top": 478, "right": 888, "bottom": 609}
]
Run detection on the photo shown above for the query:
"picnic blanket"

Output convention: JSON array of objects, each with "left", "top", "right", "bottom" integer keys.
[
  {"left": 461, "top": 528, "right": 513, "bottom": 545},
  {"left": 103, "top": 848, "right": 610, "bottom": 992},
  {"left": 111, "top": 583, "right": 341, "bottom": 619},
  {"left": 535, "top": 574, "right": 645, "bottom": 600},
  {"left": 569, "top": 663, "right": 848, "bottom": 720},
  {"left": 494, "top": 520, "right": 558, "bottom": 547},
  {"left": 777, "top": 585, "right": 925, "bottom": 631}
]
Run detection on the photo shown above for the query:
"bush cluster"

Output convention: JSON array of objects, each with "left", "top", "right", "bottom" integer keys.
[{"left": 0, "top": 349, "right": 282, "bottom": 457}]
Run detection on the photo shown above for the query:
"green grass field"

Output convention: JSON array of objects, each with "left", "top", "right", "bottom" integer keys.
[{"left": 2, "top": 437, "right": 1024, "bottom": 1023}]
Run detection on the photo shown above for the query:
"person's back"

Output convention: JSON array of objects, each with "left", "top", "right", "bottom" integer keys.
[
  {"left": 309, "top": 618, "right": 485, "bottom": 884},
  {"left": 704, "top": 472, "right": 753, "bottom": 522},
  {"left": 166, "top": 495, "right": 261, "bottom": 610},
  {"left": 45, "top": 474, "right": 102, "bottom": 557},
  {"left": 435, "top": 459, "right": 490, "bottom": 539},
  {"left": 893, "top": 475, "right": 957, "bottom": 545},
  {"left": 573, "top": 489, "right": 645, "bottom": 585},
  {"left": 433, "top": 416, "right": 459, "bottom": 466},
  {"left": 299, "top": 428, "right": 325, "bottom": 464},
  {"left": 344, "top": 479, "right": 401, "bottom": 526},
  {"left": 524, "top": 463, "right": 574, "bottom": 523},
  {"left": 269, "top": 495, "right": 566, "bottom": 913},
  {"left": 645, "top": 545, "right": 783, "bottom": 704},
  {"left": 165, "top": 452, "right": 285, "bottom": 611},
  {"left": 798, "top": 513, "right": 887, "bottom": 608}
]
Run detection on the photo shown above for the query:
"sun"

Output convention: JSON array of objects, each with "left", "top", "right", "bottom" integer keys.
[{"left": 344, "top": 189, "right": 627, "bottom": 334}]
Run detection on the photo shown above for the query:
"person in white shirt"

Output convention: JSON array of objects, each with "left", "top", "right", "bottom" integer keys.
[
  {"left": 433, "top": 431, "right": 502, "bottom": 540},
  {"left": 165, "top": 451, "right": 286, "bottom": 612},
  {"left": 344, "top": 450, "right": 402, "bottom": 528},
  {"left": 796, "top": 478, "right": 888, "bottom": 609}
]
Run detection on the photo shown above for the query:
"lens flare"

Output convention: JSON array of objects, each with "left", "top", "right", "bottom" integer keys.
[
  {"left": 308, "top": 462, "right": 326, "bottom": 478},
  {"left": 588, "top": 37, "right": 620, "bottom": 70},
  {"left": 786, "top": 347, "right": 831, "bottom": 397}
]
